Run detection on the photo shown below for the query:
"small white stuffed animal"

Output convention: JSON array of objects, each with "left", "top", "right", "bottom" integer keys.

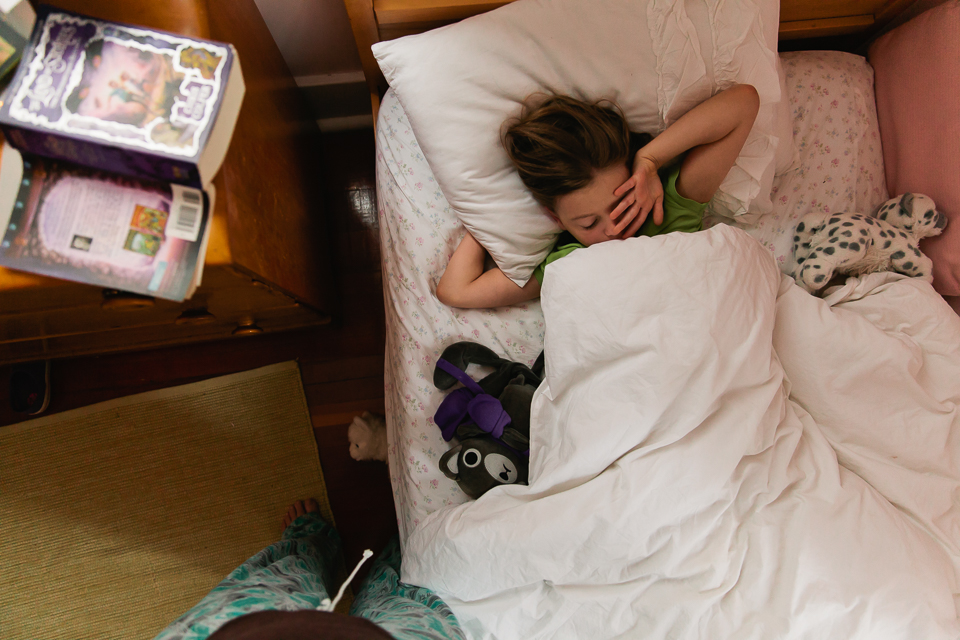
[
  {"left": 791, "top": 193, "right": 946, "bottom": 293},
  {"left": 347, "top": 411, "right": 387, "bottom": 462}
]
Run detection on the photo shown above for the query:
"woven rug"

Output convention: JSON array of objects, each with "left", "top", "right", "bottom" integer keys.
[{"left": 0, "top": 361, "right": 335, "bottom": 640}]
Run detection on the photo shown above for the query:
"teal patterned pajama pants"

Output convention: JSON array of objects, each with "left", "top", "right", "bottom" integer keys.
[{"left": 153, "top": 513, "right": 464, "bottom": 640}]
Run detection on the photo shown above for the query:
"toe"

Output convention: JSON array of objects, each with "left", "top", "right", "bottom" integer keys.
[
  {"left": 283, "top": 500, "right": 301, "bottom": 527},
  {"left": 282, "top": 499, "right": 320, "bottom": 529}
]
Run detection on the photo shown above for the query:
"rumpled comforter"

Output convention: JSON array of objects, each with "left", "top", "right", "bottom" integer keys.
[{"left": 402, "top": 225, "right": 960, "bottom": 640}]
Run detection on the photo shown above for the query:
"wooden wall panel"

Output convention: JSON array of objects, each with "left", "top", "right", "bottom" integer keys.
[{"left": 29, "top": 0, "right": 211, "bottom": 35}]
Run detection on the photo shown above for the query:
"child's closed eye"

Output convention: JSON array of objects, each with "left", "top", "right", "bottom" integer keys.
[{"left": 583, "top": 218, "right": 599, "bottom": 230}]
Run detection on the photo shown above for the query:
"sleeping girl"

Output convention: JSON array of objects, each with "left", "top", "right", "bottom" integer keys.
[{"left": 436, "top": 83, "right": 760, "bottom": 309}]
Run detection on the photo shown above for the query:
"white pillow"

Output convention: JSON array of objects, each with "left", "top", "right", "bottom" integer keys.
[
  {"left": 709, "top": 58, "right": 800, "bottom": 222},
  {"left": 374, "top": 0, "right": 784, "bottom": 285},
  {"left": 685, "top": 0, "right": 792, "bottom": 221}
]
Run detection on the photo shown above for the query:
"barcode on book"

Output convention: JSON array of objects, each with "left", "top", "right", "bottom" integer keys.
[{"left": 167, "top": 185, "right": 204, "bottom": 242}]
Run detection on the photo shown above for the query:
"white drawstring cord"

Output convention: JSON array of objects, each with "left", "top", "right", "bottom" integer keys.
[{"left": 317, "top": 549, "right": 374, "bottom": 612}]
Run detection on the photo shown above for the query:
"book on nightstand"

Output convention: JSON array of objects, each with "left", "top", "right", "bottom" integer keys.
[
  {"left": 0, "top": 3, "right": 29, "bottom": 83},
  {"left": 0, "top": 0, "right": 35, "bottom": 37},
  {"left": 0, "top": 4, "right": 245, "bottom": 188},
  {"left": 0, "top": 141, "right": 213, "bottom": 302}
]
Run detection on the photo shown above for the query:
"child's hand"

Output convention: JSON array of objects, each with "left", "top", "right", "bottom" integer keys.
[{"left": 611, "top": 155, "right": 664, "bottom": 235}]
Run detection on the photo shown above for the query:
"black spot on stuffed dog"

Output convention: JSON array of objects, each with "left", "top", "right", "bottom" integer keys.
[{"left": 790, "top": 193, "right": 946, "bottom": 294}]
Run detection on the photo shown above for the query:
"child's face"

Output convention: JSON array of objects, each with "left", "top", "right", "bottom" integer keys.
[{"left": 551, "top": 164, "right": 640, "bottom": 246}]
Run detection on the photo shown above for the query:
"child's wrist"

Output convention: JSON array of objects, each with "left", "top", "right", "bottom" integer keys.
[{"left": 635, "top": 152, "right": 660, "bottom": 173}]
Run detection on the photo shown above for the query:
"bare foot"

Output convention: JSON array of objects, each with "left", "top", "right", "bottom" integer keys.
[
  {"left": 282, "top": 498, "right": 320, "bottom": 529},
  {"left": 348, "top": 411, "right": 388, "bottom": 462}
]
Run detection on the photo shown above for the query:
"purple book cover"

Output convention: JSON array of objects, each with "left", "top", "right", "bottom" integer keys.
[{"left": 0, "top": 6, "right": 235, "bottom": 186}]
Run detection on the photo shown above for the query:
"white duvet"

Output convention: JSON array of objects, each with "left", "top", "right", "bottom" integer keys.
[{"left": 401, "top": 226, "right": 960, "bottom": 639}]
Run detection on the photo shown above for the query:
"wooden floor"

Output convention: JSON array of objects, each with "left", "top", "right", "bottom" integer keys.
[{"left": 0, "top": 128, "right": 397, "bottom": 578}]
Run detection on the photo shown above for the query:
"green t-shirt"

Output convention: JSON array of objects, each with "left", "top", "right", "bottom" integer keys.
[{"left": 533, "top": 165, "right": 708, "bottom": 285}]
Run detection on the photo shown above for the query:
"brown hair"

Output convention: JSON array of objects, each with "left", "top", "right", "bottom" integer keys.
[{"left": 502, "top": 95, "right": 652, "bottom": 210}]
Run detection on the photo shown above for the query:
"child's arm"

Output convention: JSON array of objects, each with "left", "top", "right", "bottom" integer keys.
[
  {"left": 437, "top": 232, "right": 541, "bottom": 309},
  {"left": 611, "top": 84, "right": 761, "bottom": 232}
]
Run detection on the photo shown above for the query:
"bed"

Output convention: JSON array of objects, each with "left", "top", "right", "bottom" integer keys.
[{"left": 346, "top": 0, "right": 960, "bottom": 637}]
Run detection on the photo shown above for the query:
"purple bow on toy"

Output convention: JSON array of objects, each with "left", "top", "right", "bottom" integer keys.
[{"left": 434, "top": 358, "right": 512, "bottom": 442}]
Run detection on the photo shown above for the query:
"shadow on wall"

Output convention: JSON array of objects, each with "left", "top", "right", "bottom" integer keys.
[{"left": 253, "top": 0, "right": 373, "bottom": 130}]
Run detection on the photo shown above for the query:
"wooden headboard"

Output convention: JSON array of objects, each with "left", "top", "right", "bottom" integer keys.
[{"left": 343, "top": 0, "right": 920, "bottom": 117}]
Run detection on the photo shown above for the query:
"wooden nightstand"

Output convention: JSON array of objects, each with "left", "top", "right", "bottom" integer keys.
[{"left": 0, "top": 0, "right": 336, "bottom": 364}]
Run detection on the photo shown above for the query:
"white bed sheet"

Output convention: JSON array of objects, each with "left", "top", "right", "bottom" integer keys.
[{"left": 377, "top": 51, "right": 890, "bottom": 546}]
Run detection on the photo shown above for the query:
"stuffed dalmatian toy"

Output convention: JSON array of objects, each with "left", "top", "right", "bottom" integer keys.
[{"left": 791, "top": 193, "right": 947, "bottom": 294}]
